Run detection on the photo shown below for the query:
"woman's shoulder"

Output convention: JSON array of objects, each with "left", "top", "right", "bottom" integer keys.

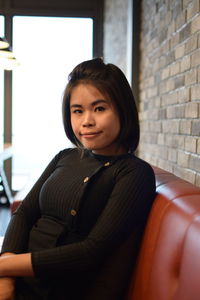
[
  {"left": 55, "top": 147, "right": 79, "bottom": 159},
  {"left": 115, "top": 154, "right": 155, "bottom": 180},
  {"left": 129, "top": 155, "right": 154, "bottom": 171}
]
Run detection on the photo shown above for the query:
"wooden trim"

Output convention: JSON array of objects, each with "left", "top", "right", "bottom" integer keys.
[{"left": 0, "top": 144, "right": 13, "bottom": 161}]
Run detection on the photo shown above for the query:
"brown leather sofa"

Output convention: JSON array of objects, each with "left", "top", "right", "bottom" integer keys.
[
  {"left": 127, "top": 166, "right": 200, "bottom": 300},
  {"left": 11, "top": 166, "right": 200, "bottom": 299}
]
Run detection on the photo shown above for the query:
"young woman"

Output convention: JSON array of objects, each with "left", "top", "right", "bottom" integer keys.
[{"left": 0, "top": 58, "right": 156, "bottom": 300}]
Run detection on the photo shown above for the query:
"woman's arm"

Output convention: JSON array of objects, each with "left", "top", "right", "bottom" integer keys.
[
  {"left": 1, "top": 150, "right": 69, "bottom": 255},
  {"left": 0, "top": 253, "right": 16, "bottom": 300},
  {"left": 0, "top": 277, "right": 15, "bottom": 300},
  {"left": 0, "top": 253, "right": 33, "bottom": 277}
]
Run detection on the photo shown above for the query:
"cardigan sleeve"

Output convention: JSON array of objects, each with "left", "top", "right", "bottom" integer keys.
[
  {"left": 31, "top": 158, "right": 156, "bottom": 277},
  {"left": 1, "top": 149, "right": 70, "bottom": 254}
]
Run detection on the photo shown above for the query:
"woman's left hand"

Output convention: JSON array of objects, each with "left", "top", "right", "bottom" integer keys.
[{"left": 0, "top": 277, "right": 15, "bottom": 300}]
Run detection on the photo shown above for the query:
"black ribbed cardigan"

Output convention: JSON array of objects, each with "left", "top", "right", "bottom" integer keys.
[{"left": 2, "top": 148, "right": 156, "bottom": 299}]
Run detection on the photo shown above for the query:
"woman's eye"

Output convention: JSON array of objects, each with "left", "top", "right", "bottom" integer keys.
[
  {"left": 95, "top": 106, "right": 105, "bottom": 112},
  {"left": 72, "top": 109, "right": 82, "bottom": 114}
]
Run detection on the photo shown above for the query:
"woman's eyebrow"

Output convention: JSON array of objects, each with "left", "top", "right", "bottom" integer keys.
[
  {"left": 70, "top": 99, "right": 108, "bottom": 109},
  {"left": 70, "top": 104, "right": 82, "bottom": 108},
  {"left": 91, "top": 99, "right": 109, "bottom": 106}
]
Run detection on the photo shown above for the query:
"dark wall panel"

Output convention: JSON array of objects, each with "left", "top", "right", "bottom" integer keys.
[
  {"left": 11, "top": 0, "right": 94, "bottom": 9},
  {"left": 1, "top": 0, "right": 102, "bottom": 13}
]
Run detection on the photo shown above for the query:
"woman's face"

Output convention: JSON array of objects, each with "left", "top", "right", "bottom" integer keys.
[{"left": 70, "top": 83, "right": 126, "bottom": 155}]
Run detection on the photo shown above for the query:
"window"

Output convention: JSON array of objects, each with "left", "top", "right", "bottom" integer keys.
[
  {"left": 0, "top": 15, "right": 4, "bottom": 150},
  {"left": 12, "top": 16, "right": 93, "bottom": 190}
]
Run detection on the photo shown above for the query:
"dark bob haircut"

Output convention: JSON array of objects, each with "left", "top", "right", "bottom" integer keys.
[{"left": 62, "top": 57, "right": 140, "bottom": 153}]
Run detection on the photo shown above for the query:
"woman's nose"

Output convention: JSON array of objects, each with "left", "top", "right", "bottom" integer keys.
[{"left": 82, "top": 112, "right": 95, "bottom": 127}]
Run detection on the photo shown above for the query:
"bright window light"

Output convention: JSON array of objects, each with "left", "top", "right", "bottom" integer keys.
[
  {"left": 12, "top": 16, "right": 93, "bottom": 191},
  {"left": 0, "top": 15, "right": 4, "bottom": 149}
]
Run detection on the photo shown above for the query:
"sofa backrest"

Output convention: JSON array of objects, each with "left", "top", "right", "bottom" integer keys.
[{"left": 127, "top": 166, "right": 200, "bottom": 300}]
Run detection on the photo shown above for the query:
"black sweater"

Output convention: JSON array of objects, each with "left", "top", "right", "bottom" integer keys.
[{"left": 2, "top": 148, "right": 156, "bottom": 299}]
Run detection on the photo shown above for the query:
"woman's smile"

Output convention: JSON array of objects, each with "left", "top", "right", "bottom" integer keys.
[{"left": 80, "top": 131, "right": 102, "bottom": 138}]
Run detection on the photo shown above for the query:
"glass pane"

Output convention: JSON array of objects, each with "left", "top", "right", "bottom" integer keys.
[
  {"left": 12, "top": 16, "right": 93, "bottom": 190},
  {"left": 0, "top": 16, "right": 4, "bottom": 151}
]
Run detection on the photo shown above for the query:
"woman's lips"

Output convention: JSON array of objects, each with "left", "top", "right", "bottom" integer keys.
[{"left": 80, "top": 131, "right": 102, "bottom": 138}]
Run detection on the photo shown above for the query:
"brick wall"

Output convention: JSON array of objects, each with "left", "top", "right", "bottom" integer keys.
[{"left": 139, "top": 0, "right": 200, "bottom": 186}]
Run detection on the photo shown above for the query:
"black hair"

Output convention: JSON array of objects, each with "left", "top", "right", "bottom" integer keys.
[{"left": 62, "top": 57, "right": 140, "bottom": 152}]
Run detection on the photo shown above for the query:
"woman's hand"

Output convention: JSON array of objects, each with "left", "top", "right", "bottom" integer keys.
[{"left": 0, "top": 277, "right": 15, "bottom": 300}]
